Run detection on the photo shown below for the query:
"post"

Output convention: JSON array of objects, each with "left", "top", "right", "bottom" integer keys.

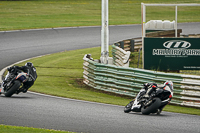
[
  {"left": 175, "top": 6, "right": 178, "bottom": 37},
  {"left": 130, "top": 39, "right": 135, "bottom": 52},
  {"left": 120, "top": 41, "right": 124, "bottom": 49},
  {"left": 142, "top": 3, "right": 146, "bottom": 38},
  {"left": 101, "top": 0, "right": 109, "bottom": 64},
  {"left": 142, "top": 3, "right": 145, "bottom": 69}
]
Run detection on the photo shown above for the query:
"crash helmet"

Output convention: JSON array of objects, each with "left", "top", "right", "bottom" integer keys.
[
  {"left": 164, "top": 81, "right": 173, "bottom": 91},
  {"left": 25, "top": 62, "right": 33, "bottom": 67}
]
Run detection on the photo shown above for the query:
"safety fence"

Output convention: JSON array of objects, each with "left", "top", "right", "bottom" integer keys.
[
  {"left": 112, "top": 44, "right": 130, "bottom": 67},
  {"left": 115, "top": 37, "right": 141, "bottom": 52},
  {"left": 83, "top": 54, "right": 200, "bottom": 108},
  {"left": 181, "top": 34, "right": 200, "bottom": 38}
]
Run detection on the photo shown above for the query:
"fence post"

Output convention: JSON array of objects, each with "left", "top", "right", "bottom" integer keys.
[
  {"left": 120, "top": 41, "right": 124, "bottom": 49},
  {"left": 114, "top": 43, "right": 119, "bottom": 47},
  {"left": 137, "top": 48, "right": 142, "bottom": 68},
  {"left": 130, "top": 39, "right": 135, "bottom": 52}
]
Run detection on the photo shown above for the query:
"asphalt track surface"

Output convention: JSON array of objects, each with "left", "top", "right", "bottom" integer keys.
[{"left": 0, "top": 23, "right": 200, "bottom": 133}]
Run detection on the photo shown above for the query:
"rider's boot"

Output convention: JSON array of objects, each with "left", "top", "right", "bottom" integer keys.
[
  {"left": 156, "top": 109, "right": 161, "bottom": 115},
  {"left": 22, "top": 88, "right": 28, "bottom": 93}
]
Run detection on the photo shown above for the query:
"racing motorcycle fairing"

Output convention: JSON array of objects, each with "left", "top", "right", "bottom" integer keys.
[
  {"left": 124, "top": 82, "right": 173, "bottom": 115},
  {"left": 0, "top": 70, "right": 29, "bottom": 96}
]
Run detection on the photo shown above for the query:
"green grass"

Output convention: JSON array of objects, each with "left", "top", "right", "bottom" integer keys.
[
  {"left": 0, "top": 0, "right": 200, "bottom": 31},
  {"left": 129, "top": 51, "right": 143, "bottom": 68},
  {"left": 0, "top": 125, "right": 75, "bottom": 133}
]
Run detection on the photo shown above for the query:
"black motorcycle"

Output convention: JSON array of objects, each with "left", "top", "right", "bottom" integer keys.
[
  {"left": 124, "top": 81, "right": 173, "bottom": 115},
  {"left": 0, "top": 70, "right": 29, "bottom": 97}
]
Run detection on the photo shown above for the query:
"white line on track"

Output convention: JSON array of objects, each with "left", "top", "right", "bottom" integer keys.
[
  {"left": 28, "top": 91, "right": 123, "bottom": 108},
  {"left": 0, "top": 24, "right": 140, "bottom": 33}
]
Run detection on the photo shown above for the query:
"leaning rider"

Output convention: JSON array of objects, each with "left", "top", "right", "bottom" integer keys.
[
  {"left": 139, "top": 81, "right": 173, "bottom": 113},
  {"left": 7, "top": 62, "right": 37, "bottom": 93},
  {"left": 141, "top": 81, "right": 173, "bottom": 99}
]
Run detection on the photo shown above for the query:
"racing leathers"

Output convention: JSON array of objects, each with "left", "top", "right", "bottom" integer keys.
[{"left": 7, "top": 65, "right": 37, "bottom": 93}]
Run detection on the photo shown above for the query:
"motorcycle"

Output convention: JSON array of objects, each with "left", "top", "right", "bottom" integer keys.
[
  {"left": 124, "top": 81, "right": 173, "bottom": 115},
  {"left": 0, "top": 69, "right": 29, "bottom": 97}
]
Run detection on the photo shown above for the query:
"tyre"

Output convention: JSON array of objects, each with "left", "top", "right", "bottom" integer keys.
[
  {"left": 124, "top": 101, "right": 134, "bottom": 113},
  {"left": 4, "top": 80, "right": 21, "bottom": 97},
  {"left": 141, "top": 98, "right": 161, "bottom": 115}
]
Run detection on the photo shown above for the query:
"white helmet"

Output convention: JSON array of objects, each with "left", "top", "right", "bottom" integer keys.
[{"left": 164, "top": 81, "right": 173, "bottom": 91}]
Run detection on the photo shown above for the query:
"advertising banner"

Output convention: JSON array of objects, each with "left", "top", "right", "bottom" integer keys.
[{"left": 144, "top": 38, "right": 200, "bottom": 70}]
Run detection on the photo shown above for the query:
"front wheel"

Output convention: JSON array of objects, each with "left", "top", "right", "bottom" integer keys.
[
  {"left": 141, "top": 98, "right": 161, "bottom": 115},
  {"left": 4, "top": 80, "right": 21, "bottom": 97},
  {"left": 124, "top": 101, "right": 134, "bottom": 113}
]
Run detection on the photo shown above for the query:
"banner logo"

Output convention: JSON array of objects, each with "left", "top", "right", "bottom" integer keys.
[
  {"left": 153, "top": 40, "right": 200, "bottom": 56},
  {"left": 163, "top": 40, "right": 191, "bottom": 49}
]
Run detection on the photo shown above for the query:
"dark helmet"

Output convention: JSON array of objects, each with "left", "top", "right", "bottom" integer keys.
[{"left": 25, "top": 62, "right": 33, "bottom": 67}]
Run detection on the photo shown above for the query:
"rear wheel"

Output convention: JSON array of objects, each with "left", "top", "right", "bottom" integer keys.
[
  {"left": 124, "top": 101, "right": 134, "bottom": 113},
  {"left": 141, "top": 98, "right": 161, "bottom": 115},
  {"left": 4, "top": 80, "right": 21, "bottom": 97}
]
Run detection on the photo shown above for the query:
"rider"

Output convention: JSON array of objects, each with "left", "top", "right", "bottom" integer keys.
[
  {"left": 142, "top": 81, "right": 173, "bottom": 98},
  {"left": 7, "top": 62, "right": 37, "bottom": 93},
  {"left": 135, "top": 81, "right": 173, "bottom": 114}
]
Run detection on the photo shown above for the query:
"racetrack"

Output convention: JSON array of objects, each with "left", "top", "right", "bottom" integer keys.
[
  {"left": 0, "top": 25, "right": 140, "bottom": 69},
  {"left": 0, "top": 23, "right": 200, "bottom": 133},
  {"left": 1, "top": 92, "right": 200, "bottom": 133}
]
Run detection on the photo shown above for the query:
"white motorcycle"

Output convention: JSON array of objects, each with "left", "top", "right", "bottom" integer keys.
[{"left": 124, "top": 81, "right": 173, "bottom": 115}]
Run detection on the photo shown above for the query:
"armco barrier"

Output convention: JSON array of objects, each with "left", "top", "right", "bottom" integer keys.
[
  {"left": 115, "top": 38, "right": 142, "bottom": 52},
  {"left": 112, "top": 44, "right": 130, "bottom": 67},
  {"left": 83, "top": 54, "right": 200, "bottom": 108}
]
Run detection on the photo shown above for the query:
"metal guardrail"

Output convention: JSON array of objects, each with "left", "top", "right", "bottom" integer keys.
[
  {"left": 115, "top": 37, "right": 142, "bottom": 52},
  {"left": 83, "top": 53, "right": 200, "bottom": 108},
  {"left": 181, "top": 34, "right": 200, "bottom": 38},
  {"left": 112, "top": 44, "right": 130, "bottom": 67}
]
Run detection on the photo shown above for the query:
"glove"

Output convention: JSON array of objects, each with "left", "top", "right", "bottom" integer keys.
[
  {"left": 7, "top": 67, "right": 12, "bottom": 71},
  {"left": 152, "top": 83, "right": 157, "bottom": 86},
  {"left": 144, "top": 83, "right": 151, "bottom": 87},
  {"left": 152, "top": 83, "right": 157, "bottom": 89},
  {"left": 143, "top": 83, "right": 151, "bottom": 90},
  {"left": 7, "top": 66, "right": 16, "bottom": 72}
]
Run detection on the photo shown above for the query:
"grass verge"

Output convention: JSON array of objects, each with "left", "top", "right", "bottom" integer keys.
[
  {"left": 0, "top": 125, "right": 75, "bottom": 133},
  {"left": 0, "top": 0, "right": 200, "bottom": 31}
]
